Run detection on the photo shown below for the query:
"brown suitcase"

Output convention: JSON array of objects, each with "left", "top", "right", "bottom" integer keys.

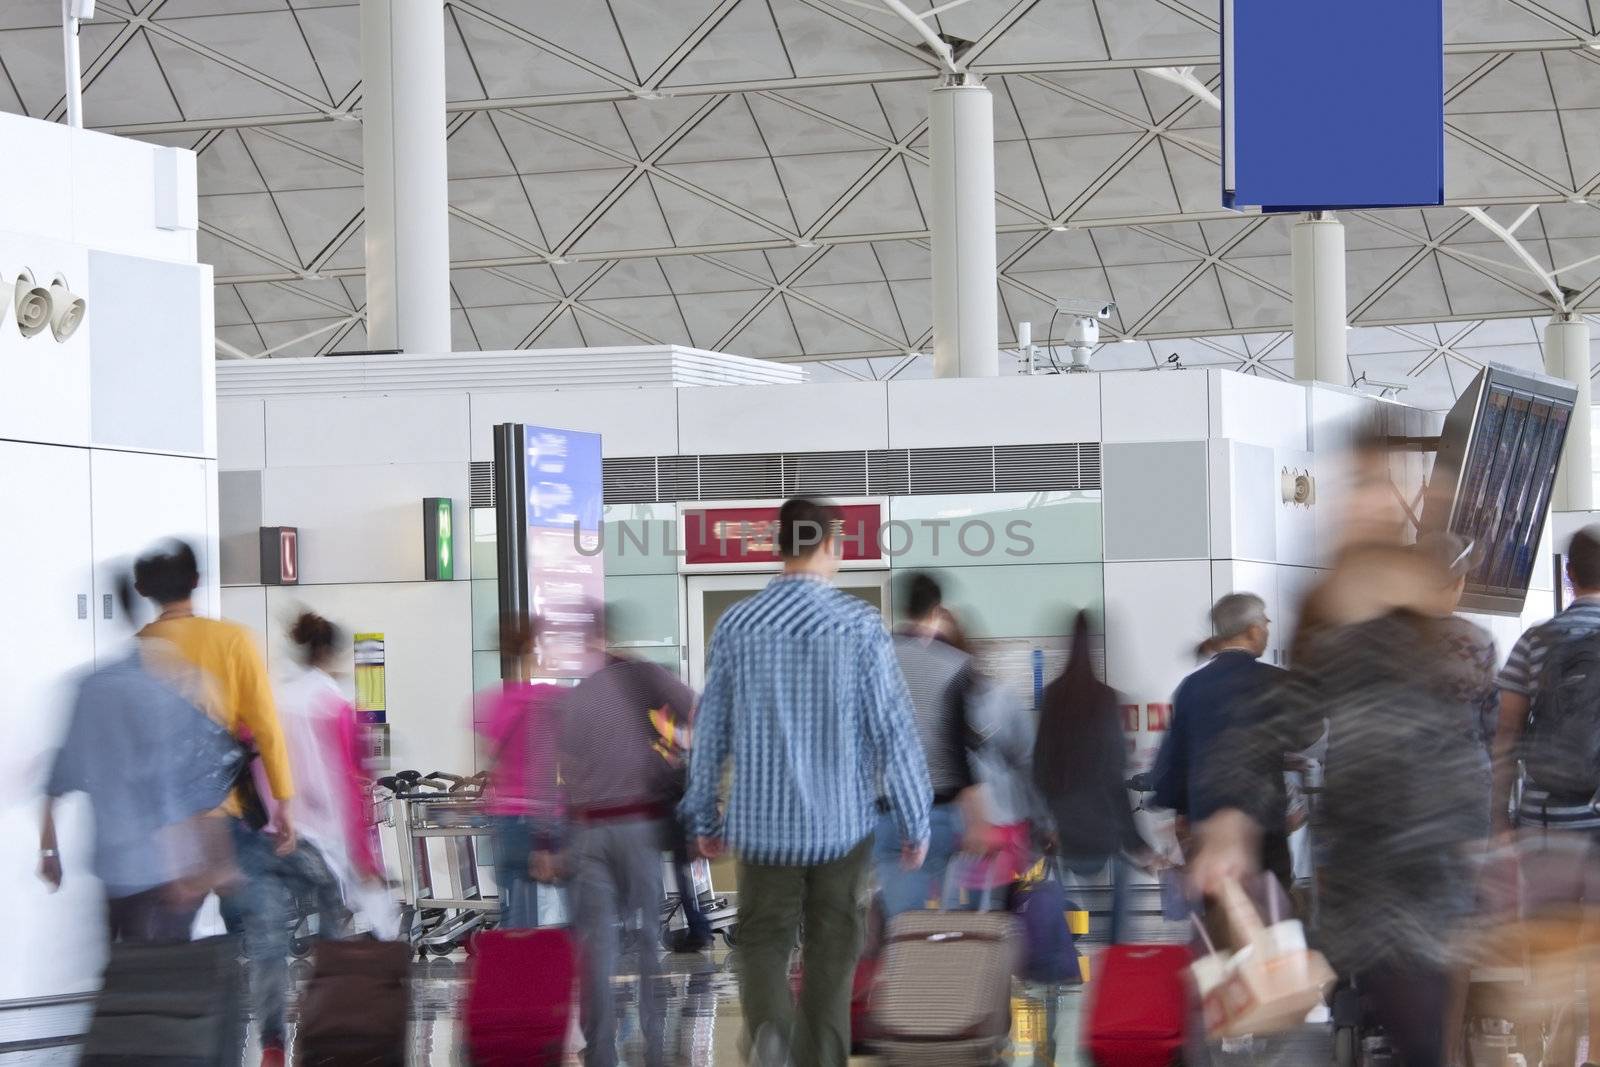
[
  {"left": 872, "top": 910, "right": 1022, "bottom": 1066},
  {"left": 296, "top": 937, "right": 410, "bottom": 1067}
]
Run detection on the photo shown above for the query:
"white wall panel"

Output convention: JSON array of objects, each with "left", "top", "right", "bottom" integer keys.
[
  {"left": 886, "top": 375, "right": 1100, "bottom": 448},
  {"left": 221, "top": 585, "right": 268, "bottom": 639},
  {"left": 0, "top": 233, "right": 90, "bottom": 448},
  {"left": 0, "top": 117, "right": 73, "bottom": 249},
  {"left": 1275, "top": 449, "right": 1320, "bottom": 567},
  {"left": 468, "top": 388, "right": 679, "bottom": 460},
  {"left": 70, "top": 129, "right": 196, "bottom": 262},
  {"left": 1208, "top": 370, "right": 1309, "bottom": 452},
  {"left": 219, "top": 399, "right": 267, "bottom": 470},
  {"left": 1101, "top": 369, "right": 1211, "bottom": 443},
  {"left": 262, "top": 463, "right": 468, "bottom": 585},
  {"left": 264, "top": 394, "right": 469, "bottom": 469},
  {"left": 89, "top": 449, "right": 213, "bottom": 654},
  {"left": 0, "top": 442, "right": 100, "bottom": 999},
  {"left": 263, "top": 582, "right": 475, "bottom": 776},
  {"left": 89, "top": 252, "right": 208, "bottom": 456},
  {"left": 1103, "top": 559, "right": 1212, "bottom": 706},
  {"left": 1211, "top": 559, "right": 1284, "bottom": 665},
  {"left": 677, "top": 382, "right": 888, "bottom": 455}
]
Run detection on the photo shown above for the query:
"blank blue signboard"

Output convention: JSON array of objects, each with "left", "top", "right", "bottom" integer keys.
[{"left": 1223, "top": 0, "right": 1444, "bottom": 212}]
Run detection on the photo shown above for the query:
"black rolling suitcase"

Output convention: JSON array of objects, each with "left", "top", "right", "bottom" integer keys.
[
  {"left": 296, "top": 936, "right": 410, "bottom": 1066},
  {"left": 80, "top": 934, "right": 245, "bottom": 1066}
]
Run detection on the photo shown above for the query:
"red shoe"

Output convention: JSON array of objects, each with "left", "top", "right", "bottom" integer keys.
[{"left": 260, "top": 1047, "right": 285, "bottom": 1067}]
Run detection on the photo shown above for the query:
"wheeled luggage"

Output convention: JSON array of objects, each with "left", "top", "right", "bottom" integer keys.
[
  {"left": 872, "top": 908, "right": 1022, "bottom": 1065},
  {"left": 296, "top": 936, "right": 410, "bottom": 1066},
  {"left": 464, "top": 928, "right": 575, "bottom": 1066},
  {"left": 1086, "top": 944, "right": 1191, "bottom": 1067},
  {"left": 79, "top": 934, "right": 245, "bottom": 1067}
]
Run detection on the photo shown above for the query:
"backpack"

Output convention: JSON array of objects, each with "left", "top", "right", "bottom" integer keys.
[{"left": 1523, "top": 627, "right": 1600, "bottom": 796}]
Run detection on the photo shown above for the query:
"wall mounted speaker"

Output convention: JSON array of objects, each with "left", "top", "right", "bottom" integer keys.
[
  {"left": 14, "top": 269, "right": 49, "bottom": 338},
  {"left": 47, "top": 275, "right": 85, "bottom": 342}
]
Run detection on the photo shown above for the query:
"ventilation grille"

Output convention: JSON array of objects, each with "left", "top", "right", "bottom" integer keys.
[
  {"left": 994, "top": 443, "right": 1100, "bottom": 492},
  {"left": 469, "top": 444, "right": 1100, "bottom": 507},
  {"left": 469, "top": 461, "right": 496, "bottom": 508},
  {"left": 699, "top": 453, "right": 783, "bottom": 501},
  {"left": 601, "top": 456, "right": 657, "bottom": 505},
  {"left": 867, "top": 449, "right": 910, "bottom": 496},
  {"left": 785, "top": 451, "right": 868, "bottom": 496}
]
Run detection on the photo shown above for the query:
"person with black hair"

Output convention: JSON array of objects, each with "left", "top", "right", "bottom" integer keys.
[
  {"left": 680, "top": 496, "right": 930, "bottom": 1067},
  {"left": 274, "top": 611, "right": 395, "bottom": 939},
  {"left": 128, "top": 539, "right": 298, "bottom": 1067},
  {"left": 1033, "top": 610, "right": 1158, "bottom": 944},
  {"left": 873, "top": 571, "right": 986, "bottom": 918}
]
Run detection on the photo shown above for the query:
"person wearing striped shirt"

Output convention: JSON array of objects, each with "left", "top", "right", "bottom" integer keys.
[
  {"left": 1494, "top": 524, "right": 1600, "bottom": 836},
  {"left": 680, "top": 496, "right": 931, "bottom": 1067}
]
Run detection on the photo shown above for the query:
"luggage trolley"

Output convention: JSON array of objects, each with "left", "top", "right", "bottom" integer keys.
[
  {"left": 380, "top": 770, "right": 498, "bottom": 957},
  {"left": 659, "top": 854, "right": 738, "bottom": 947}
]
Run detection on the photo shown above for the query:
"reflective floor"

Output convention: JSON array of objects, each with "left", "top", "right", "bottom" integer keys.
[{"left": 0, "top": 945, "right": 1097, "bottom": 1066}]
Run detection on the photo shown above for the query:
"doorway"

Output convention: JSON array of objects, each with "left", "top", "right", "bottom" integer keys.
[{"left": 685, "top": 570, "right": 892, "bottom": 689}]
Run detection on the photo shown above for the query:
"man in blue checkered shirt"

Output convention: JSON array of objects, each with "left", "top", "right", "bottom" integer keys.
[{"left": 681, "top": 496, "right": 931, "bottom": 1067}]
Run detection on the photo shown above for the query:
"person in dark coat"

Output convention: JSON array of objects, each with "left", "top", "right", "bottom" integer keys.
[
  {"left": 1151, "top": 592, "right": 1293, "bottom": 888},
  {"left": 1033, "top": 610, "right": 1157, "bottom": 944}
]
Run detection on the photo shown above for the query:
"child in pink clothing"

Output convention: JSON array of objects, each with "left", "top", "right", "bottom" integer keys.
[{"left": 474, "top": 615, "right": 562, "bottom": 927}]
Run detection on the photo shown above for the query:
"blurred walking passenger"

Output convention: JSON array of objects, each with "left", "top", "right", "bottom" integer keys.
[
  {"left": 1492, "top": 524, "right": 1600, "bottom": 1060},
  {"left": 128, "top": 540, "right": 298, "bottom": 1067},
  {"left": 680, "top": 497, "right": 931, "bottom": 1067},
  {"left": 1152, "top": 593, "right": 1292, "bottom": 885},
  {"left": 274, "top": 611, "right": 395, "bottom": 938},
  {"left": 1033, "top": 610, "right": 1158, "bottom": 944},
  {"left": 874, "top": 572, "right": 983, "bottom": 918},
  {"left": 474, "top": 614, "right": 561, "bottom": 929},
  {"left": 1193, "top": 537, "right": 1492, "bottom": 1067},
  {"left": 38, "top": 577, "right": 239, "bottom": 943},
  {"left": 545, "top": 615, "right": 697, "bottom": 1067}
]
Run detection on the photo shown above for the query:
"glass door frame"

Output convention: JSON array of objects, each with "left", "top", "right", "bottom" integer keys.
[{"left": 684, "top": 569, "right": 893, "bottom": 690}]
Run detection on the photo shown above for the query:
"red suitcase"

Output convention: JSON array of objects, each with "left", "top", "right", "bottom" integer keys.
[
  {"left": 1086, "top": 944, "right": 1191, "bottom": 1067},
  {"left": 464, "top": 929, "right": 575, "bottom": 1066}
]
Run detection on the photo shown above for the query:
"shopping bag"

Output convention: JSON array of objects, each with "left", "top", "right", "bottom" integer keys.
[{"left": 1191, "top": 878, "right": 1335, "bottom": 1039}]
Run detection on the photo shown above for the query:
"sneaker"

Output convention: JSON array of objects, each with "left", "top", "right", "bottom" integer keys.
[{"left": 669, "top": 929, "right": 713, "bottom": 954}]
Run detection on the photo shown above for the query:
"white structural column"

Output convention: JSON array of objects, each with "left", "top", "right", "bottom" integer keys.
[
  {"left": 929, "top": 75, "right": 999, "bottom": 378},
  {"left": 1546, "top": 313, "right": 1594, "bottom": 512},
  {"left": 361, "top": 0, "right": 452, "bottom": 354},
  {"left": 1291, "top": 213, "right": 1349, "bottom": 385}
]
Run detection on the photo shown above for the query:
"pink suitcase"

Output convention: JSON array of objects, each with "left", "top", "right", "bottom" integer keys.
[{"left": 464, "top": 929, "right": 575, "bottom": 1066}]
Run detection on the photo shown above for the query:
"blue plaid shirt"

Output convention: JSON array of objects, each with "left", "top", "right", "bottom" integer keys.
[{"left": 680, "top": 573, "right": 932, "bottom": 866}]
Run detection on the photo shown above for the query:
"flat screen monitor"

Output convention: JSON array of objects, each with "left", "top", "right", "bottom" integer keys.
[{"left": 1420, "top": 363, "right": 1577, "bottom": 615}]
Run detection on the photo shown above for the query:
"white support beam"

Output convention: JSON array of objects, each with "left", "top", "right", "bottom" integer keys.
[
  {"left": 1547, "top": 313, "right": 1594, "bottom": 512},
  {"left": 1461, "top": 205, "right": 1566, "bottom": 308},
  {"left": 1292, "top": 214, "right": 1349, "bottom": 386},
  {"left": 929, "top": 76, "right": 998, "bottom": 377}
]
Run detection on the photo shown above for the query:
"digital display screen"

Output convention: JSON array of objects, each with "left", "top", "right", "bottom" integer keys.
[
  {"left": 523, "top": 425, "right": 604, "bottom": 678},
  {"left": 1450, "top": 385, "right": 1569, "bottom": 599}
]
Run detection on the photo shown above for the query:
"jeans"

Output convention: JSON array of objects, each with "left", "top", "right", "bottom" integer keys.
[
  {"left": 736, "top": 836, "right": 873, "bottom": 1067},
  {"left": 223, "top": 819, "right": 293, "bottom": 1050},
  {"left": 491, "top": 814, "right": 537, "bottom": 929},
  {"left": 670, "top": 823, "right": 711, "bottom": 944},
  {"left": 872, "top": 803, "right": 962, "bottom": 919},
  {"left": 1059, "top": 853, "right": 1132, "bottom": 945},
  {"left": 569, "top": 817, "right": 667, "bottom": 1067}
]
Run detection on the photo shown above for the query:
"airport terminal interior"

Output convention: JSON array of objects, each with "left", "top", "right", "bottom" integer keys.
[{"left": 7, "top": 0, "right": 1600, "bottom": 1064}]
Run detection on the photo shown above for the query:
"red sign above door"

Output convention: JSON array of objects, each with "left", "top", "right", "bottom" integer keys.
[{"left": 683, "top": 504, "right": 882, "bottom": 565}]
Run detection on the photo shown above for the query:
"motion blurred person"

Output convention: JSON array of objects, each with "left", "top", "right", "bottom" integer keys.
[
  {"left": 680, "top": 497, "right": 931, "bottom": 1067},
  {"left": 1033, "top": 610, "right": 1158, "bottom": 944},
  {"left": 1192, "top": 537, "right": 1492, "bottom": 1067},
  {"left": 131, "top": 540, "right": 297, "bottom": 1067},
  {"left": 475, "top": 614, "right": 561, "bottom": 928},
  {"left": 543, "top": 612, "right": 697, "bottom": 1067},
  {"left": 38, "top": 583, "right": 230, "bottom": 942},
  {"left": 1492, "top": 524, "right": 1600, "bottom": 1063},
  {"left": 1152, "top": 593, "right": 1292, "bottom": 886},
  {"left": 274, "top": 612, "right": 395, "bottom": 938},
  {"left": 874, "top": 572, "right": 984, "bottom": 918}
]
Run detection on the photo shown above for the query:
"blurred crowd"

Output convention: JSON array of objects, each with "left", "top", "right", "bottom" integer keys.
[{"left": 34, "top": 438, "right": 1600, "bottom": 1067}]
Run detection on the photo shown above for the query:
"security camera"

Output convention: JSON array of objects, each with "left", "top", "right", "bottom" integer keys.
[{"left": 1057, "top": 299, "right": 1116, "bottom": 321}]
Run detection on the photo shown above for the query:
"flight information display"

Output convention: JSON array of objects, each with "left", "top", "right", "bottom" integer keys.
[{"left": 1427, "top": 366, "right": 1575, "bottom": 613}]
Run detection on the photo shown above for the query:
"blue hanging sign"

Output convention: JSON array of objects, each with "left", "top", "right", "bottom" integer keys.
[{"left": 1222, "top": 0, "right": 1444, "bottom": 212}]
